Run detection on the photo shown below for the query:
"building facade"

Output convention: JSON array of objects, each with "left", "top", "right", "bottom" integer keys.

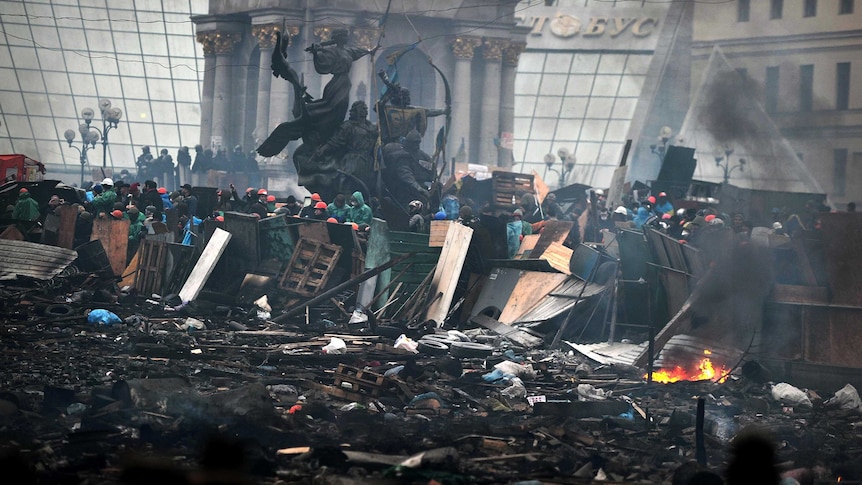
[
  {"left": 0, "top": 0, "right": 207, "bottom": 185},
  {"left": 691, "top": 0, "right": 862, "bottom": 206}
]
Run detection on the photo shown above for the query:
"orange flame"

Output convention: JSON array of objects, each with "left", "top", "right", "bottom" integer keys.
[{"left": 647, "top": 350, "right": 731, "bottom": 384}]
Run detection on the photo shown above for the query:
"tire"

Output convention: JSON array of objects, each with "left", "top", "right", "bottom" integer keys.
[
  {"left": 43, "top": 304, "right": 74, "bottom": 318},
  {"left": 448, "top": 341, "right": 494, "bottom": 359},
  {"left": 417, "top": 339, "right": 449, "bottom": 355}
]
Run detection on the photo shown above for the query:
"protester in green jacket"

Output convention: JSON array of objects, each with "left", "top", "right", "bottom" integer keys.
[{"left": 345, "top": 190, "right": 372, "bottom": 226}]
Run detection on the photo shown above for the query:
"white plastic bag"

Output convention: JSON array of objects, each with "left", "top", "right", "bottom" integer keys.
[
  {"left": 321, "top": 337, "right": 347, "bottom": 354},
  {"left": 771, "top": 382, "right": 812, "bottom": 408},
  {"left": 825, "top": 384, "right": 862, "bottom": 412}
]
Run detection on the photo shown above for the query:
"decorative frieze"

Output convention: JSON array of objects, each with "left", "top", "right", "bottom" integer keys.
[
  {"left": 482, "top": 38, "right": 510, "bottom": 61},
  {"left": 197, "top": 31, "right": 243, "bottom": 55},
  {"left": 451, "top": 36, "right": 483, "bottom": 59}
]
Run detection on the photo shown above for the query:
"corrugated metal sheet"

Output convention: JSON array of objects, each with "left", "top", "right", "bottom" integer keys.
[
  {"left": 566, "top": 334, "right": 742, "bottom": 369},
  {"left": 0, "top": 240, "right": 78, "bottom": 280},
  {"left": 513, "top": 276, "right": 606, "bottom": 323}
]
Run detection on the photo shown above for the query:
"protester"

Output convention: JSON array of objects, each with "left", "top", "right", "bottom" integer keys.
[
  {"left": 141, "top": 180, "right": 164, "bottom": 221},
  {"left": 247, "top": 189, "right": 269, "bottom": 219},
  {"left": 408, "top": 200, "right": 426, "bottom": 233},
  {"left": 345, "top": 191, "right": 372, "bottom": 226},
  {"left": 180, "top": 184, "right": 198, "bottom": 218},
  {"left": 327, "top": 193, "right": 349, "bottom": 222}
]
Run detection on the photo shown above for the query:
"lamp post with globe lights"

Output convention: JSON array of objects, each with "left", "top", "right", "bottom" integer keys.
[
  {"left": 714, "top": 145, "right": 746, "bottom": 184},
  {"left": 63, "top": 126, "right": 99, "bottom": 187},
  {"left": 80, "top": 99, "right": 123, "bottom": 170},
  {"left": 649, "top": 125, "right": 674, "bottom": 162},
  {"left": 543, "top": 147, "right": 576, "bottom": 189}
]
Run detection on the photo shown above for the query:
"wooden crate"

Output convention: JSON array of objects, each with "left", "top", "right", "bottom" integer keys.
[
  {"left": 278, "top": 238, "right": 342, "bottom": 297},
  {"left": 332, "top": 364, "right": 386, "bottom": 397},
  {"left": 492, "top": 171, "right": 534, "bottom": 208}
]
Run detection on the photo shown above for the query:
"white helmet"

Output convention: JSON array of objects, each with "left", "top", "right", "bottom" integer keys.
[{"left": 101, "top": 177, "right": 114, "bottom": 186}]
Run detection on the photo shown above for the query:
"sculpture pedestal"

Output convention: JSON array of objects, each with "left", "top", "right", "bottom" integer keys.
[{"left": 258, "top": 157, "right": 306, "bottom": 198}]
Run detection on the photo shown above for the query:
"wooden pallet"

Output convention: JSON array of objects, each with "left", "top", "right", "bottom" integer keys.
[
  {"left": 332, "top": 364, "right": 386, "bottom": 397},
  {"left": 492, "top": 171, "right": 534, "bottom": 208},
  {"left": 135, "top": 239, "right": 168, "bottom": 296},
  {"left": 429, "top": 220, "right": 453, "bottom": 247},
  {"left": 278, "top": 238, "right": 342, "bottom": 297}
]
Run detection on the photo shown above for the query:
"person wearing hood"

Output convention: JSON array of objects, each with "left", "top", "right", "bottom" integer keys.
[
  {"left": 632, "top": 206, "right": 650, "bottom": 229},
  {"left": 158, "top": 187, "right": 174, "bottom": 210},
  {"left": 345, "top": 191, "right": 372, "bottom": 226},
  {"left": 12, "top": 188, "right": 40, "bottom": 237}
]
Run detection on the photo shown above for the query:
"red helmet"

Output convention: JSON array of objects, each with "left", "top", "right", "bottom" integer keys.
[
  {"left": 647, "top": 196, "right": 656, "bottom": 204},
  {"left": 158, "top": 187, "right": 167, "bottom": 194},
  {"left": 658, "top": 192, "right": 667, "bottom": 197},
  {"left": 18, "top": 188, "right": 28, "bottom": 193},
  {"left": 326, "top": 217, "right": 338, "bottom": 223},
  {"left": 266, "top": 195, "right": 276, "bottom": 202},
  {"left": 111, "top": 210, "right": 123, "bottom": 218},
  {"left": 314, "top": 201, "right": 327, "bottom": 209},
  {"left": 257, "top": 188, "right": 268, "bottom": 195},
  {"left": 311, "top": 193, "right": 322, "bottom": 201}
]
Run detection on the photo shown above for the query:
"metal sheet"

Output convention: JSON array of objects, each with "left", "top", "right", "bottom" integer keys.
[
  {"left": 0, "top": 239, "right": 77, "bottom": 280},
  {"left": 513, "top": 276, "right": 605, "bottom": 323},
  {"left": 469, "top": 267, "right": 528, "bottom": 320}
]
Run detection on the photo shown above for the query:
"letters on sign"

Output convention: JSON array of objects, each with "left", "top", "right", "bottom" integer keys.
[{"left": 518, "top": 13, "right": 658, "bottom": 39}]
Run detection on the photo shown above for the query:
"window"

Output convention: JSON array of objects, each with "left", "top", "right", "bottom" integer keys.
[
  {"left": 804, "top": 0, "right": 817, "bottom": 17},
  {"left": 800, "top": 65, "right": 814, "bottom": 112},
  {"left": 834, "top": 149, "right": 848, "bottom": 196},
  {"left": 840, "top": 0, "right": 854, "bottom": 14},
  {"left": 765, "top": 66, "right": 779, "bottom": 113},
  {"left": 836, "top": 62, "right": 850, "bottom": 110},
  {"left": 738, "top": 0, "right": 750, "bottom": 21},
  {"left": 770, "top": 0, "right": 784, "bottom": 19}
]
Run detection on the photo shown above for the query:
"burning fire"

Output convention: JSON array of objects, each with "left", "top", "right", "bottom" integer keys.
[{"left": 647, "top": 350, "right": 731, "bottom": 384}]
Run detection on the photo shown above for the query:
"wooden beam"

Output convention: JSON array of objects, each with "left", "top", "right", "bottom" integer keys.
[
  {"left": 178, "top": 228, "right": 232, "bottom": 302},
  {"left": 425, "top": 222, "right": 473, "bottom": 326}
]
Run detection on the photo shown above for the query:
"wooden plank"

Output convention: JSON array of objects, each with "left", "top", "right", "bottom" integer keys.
[
  {"left": 425, "top": 222, "right": 473, "bottom": 326},
  {"left": 499, "top": 271, "right": 568, "bottom": 324},
  {"left": 278, "top": 238, "right": 342, "bottom": 297},
  {"left": 514, "top": 234, "right": 539, "bottom": 259},
  {"left": 120, "top": 247, "right": 140, "bottom": 288},
  {"left": 56, "top": 204, "right": 77, "bottom": 249},
  {"left": 769, "top": 284, "right": 829, "bottom": 305},
  {"left": 429, "top": 220, "right": 453, "bottom": 247},
  {"left": 90, "top": 217, "right": 130, "bottom": 276},
  {"left": 178, "top": 227, "right": 232, "bottom": 302},
  {"left": 538, "top": 242, "right": 573, "bottom": 275},
  {"left": 529, "top": 220, "right": 573, "bottom": 259}
]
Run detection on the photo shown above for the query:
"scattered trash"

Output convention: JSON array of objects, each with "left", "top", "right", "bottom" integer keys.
[
  {"left": 825, "top": 383, "right": 862, "bottom": 412},
  {"left": 321, "top": 337, "right": 347, "bottom": 354},
  {"left": 87, "top": 309, "right": 121, "bottom": 326},
  {"left": 771, "top": 382, "right": 813, "bottom": 408},
  {"left": 394, "top": 334, "right": 419, "bottom": 353},
  {"left": 179, "top": 317, "right": 206, "bottom": 331},
  {"left": 500, "top": 377, "right": 526, "bottom": 399}
]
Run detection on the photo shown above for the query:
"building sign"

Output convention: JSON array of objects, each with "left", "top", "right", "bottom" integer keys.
[{"left": 515, "top": 6, "right": 666, "bottom": 51}]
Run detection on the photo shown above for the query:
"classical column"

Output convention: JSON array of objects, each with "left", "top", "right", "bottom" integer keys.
[
  {"left": 196, "top": 32, "right": 217, "bottom": 150},
  {"left": 351, "top": 27, "right": 378, "bottom": 108},
  {"left": 479, "top": 38, "right": 508, "bottom": 167},
  {"left": 210, "top": 31, "right": 242, "bottom": 152},
  {"left": 499, "top": 41, "right": 525, "bottom": 168},
  {"left": 450, "top": 36, "right": 482, "bottom": 165},
  {"left": 252, "top": 24, "right": 278, "bottom": 148}
]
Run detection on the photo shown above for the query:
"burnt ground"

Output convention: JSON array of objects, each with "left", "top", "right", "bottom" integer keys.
[{"left": 2, "top": 276, "right": 862, "bottom": 485}]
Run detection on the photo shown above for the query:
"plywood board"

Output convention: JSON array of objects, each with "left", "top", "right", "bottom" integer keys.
[
  {"left": 120, "top": 248, "right": 140, "bottom": 288},
  {"left": 298, "top": 221, "right": 330, "bottom": 243},
  {"left": 429, "top": 220, "right": 453, "bottom": 247},
  {"left": 539, "top": 242, "right": 573, "bottom": 275},
  {"left": 56, "top": 205, "right": 77, "bottom": 249},
  {"left": 425, "top": 222, "right": 473, "bottom": 326},
  {"left": 514, "top": 234, "right": 539, "bottom": 258},
  {"left": 90, "top": 217, "right": 130, "bottom": 276},
  {"left": 178, "top": 227, "right": 231, "bottom": 302},
  {"left": 499, "top": 271, "right": 569, "bottom": 324},
  {"left": 529, "top": 220, "right": 573, "bottom": 259},
  {"left": 223, "top": 211, "right": 260, "bottom": 276}
]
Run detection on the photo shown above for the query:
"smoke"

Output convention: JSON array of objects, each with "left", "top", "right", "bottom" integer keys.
[{"left": 697, "top": 69, "right": 765, "bottom": 148}]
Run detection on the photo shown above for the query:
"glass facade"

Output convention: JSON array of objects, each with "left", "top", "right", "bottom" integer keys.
[
  {"left": 514, "top": 50, "right": 649, "bottom": 187},
  {"left": 0, "top": 0, "right": 206, "bottom": 184}
]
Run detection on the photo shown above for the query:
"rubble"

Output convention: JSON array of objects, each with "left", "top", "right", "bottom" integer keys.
[{"left": 2, "top": 208, "right": 862, "bottom": 484}]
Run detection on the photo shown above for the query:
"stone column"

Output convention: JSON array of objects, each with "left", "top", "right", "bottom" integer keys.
[
  {"left": 196, "top": 32, "right": 217, "bottom": 150},
  {"left": 479, "top": 38, "right": 508, "bottom": 167},
  {"left": 499, "top": 41, "right": 525, "bottom": 168},
  {"left": 210, "top": 31, "right": 242, "bottom": 153},
  {"left": 351, "top": 27, "right": 378, "bottom": 108},
  {"left": 252, "top": 24, "right": 278, "bottom": 147},
  {"left": 450, "top": 36, "right": 482, "bottom": 165}
]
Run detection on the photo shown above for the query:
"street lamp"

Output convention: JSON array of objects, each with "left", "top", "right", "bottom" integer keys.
[
  {"left": 714, "top": 145, "right": 746, "bottom": 184},
  {"left": 543, "top": 147, "right": 576, "bottom": 188},
  {"left": 80, "top": 99, "right": 123, "bottom": 170},
  {"left": 649, "top": 125, "right": 674, "bottom": 161},
  {"left": 63, "top": 125, "right": 99, "bottom": 187}
]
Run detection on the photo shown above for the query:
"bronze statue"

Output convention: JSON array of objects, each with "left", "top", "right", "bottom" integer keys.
[
  {"left": 257, "top": 29, "right": 376, "bottom": 194},
  {"left": 313, "top": 100, "right": 378, "bottom": 198},
  {"left": 377, "top": 70, "right": 449, "bottom": 145}
]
